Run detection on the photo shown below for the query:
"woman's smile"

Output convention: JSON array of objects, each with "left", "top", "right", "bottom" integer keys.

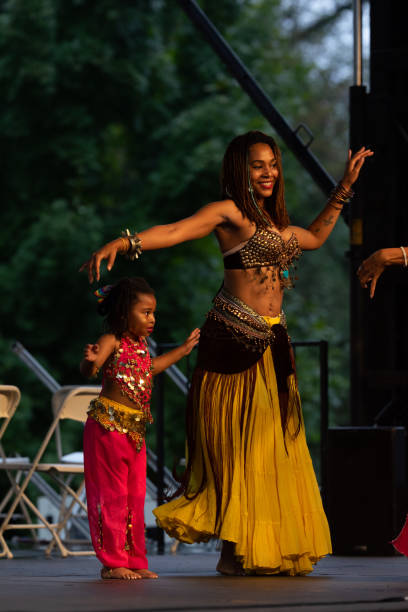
[{"left": 258, "top": 179, "right": 274, "bottom": 190}]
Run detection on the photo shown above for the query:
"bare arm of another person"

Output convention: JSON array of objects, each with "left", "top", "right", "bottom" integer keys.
[
  {"left": 152, "top": 328, "right": 200, "bottom": 375},
  {"left": 357, "top": 246, "right": 408, "bottom": 298},
  {"left": 80, "top": 201, "right": 231, "bottom": 283},
  {"left": 289, "top": 147, "right": 373, "bottom": 250},
  {"left": 80, "top": 334, "right": 117, "bottom": 378}
]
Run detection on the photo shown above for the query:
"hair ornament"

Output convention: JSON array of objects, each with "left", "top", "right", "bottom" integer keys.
[{"left": 94, "top": 285, "right": 113, "bottom": 303}]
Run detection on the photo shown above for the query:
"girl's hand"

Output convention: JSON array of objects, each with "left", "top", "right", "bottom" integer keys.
[
  {"left": 151, "top": 328, "right": 200, "bottom": 374},
  {"left": 341, "top": 146, "right": 374, "bottom": 190},
  {"left": 79, "top": 238, "right": 124, "bottom": 283},
  {"left": 182, "top": 328, "right": 200, "bottom": 356},
  {"left": 83, "top": 343, "right": 100, "bottom": 362}
]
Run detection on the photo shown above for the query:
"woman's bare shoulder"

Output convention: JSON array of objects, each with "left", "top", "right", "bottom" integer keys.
[
  {"left": 281, "top": 225, "right": 296, "bottom": 239},
  {"left": 205, "top": 198, "right": 248, "bottom": 227}
]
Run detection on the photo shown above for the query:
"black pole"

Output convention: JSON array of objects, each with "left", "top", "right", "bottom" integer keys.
[
  {"left": 349, "top": 84, "right": 367, "bottom": 425},
  {"left": 177, "top": 0, "right": 336, "bottom": 196},
  {"left": 292, "top": 340, "right": 329, "bottom": 497},
  {"left": 319, "top": 340, "right": 329, "bottom": 506}
]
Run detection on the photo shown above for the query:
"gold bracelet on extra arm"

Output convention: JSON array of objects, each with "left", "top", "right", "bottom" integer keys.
[
  {"left": 400, "top": 246, "right": 408, "bottom": 268},
  {"left": 120, "top": 229, "right": 142, "bottom": 261}
]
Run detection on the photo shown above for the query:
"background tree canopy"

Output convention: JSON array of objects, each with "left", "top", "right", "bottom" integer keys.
[{"left": 0, "top": 0, "right": 353, "bottom": 473}]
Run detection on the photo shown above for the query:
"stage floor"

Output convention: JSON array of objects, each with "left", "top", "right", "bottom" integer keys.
[{"left": 1, "top": 552, "right": 408, "bottom": 612}]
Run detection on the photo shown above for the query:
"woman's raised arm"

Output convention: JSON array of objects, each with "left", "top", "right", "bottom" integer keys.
[
  {"left": 80, "top": 201, "right": 230, "bottom": 282},
  {"left": 290, "top": 147, "right": 373, "bottom": 251}
]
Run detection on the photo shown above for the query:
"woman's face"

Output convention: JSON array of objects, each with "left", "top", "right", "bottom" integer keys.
[{"left": 248, "top": 142, "right": 279, "bottom": 202}]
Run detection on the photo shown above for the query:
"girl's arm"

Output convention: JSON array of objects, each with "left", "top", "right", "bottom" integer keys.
[
  {"left": 81, "top": 201, "right": 231, "bottom": 283},
  {"left": 152, "top": 328, "right": 200, "bottom": 376},
  {"left": 357, "top": 247, "right": 408, "bottom": 298},
  {"left": 290, "top": 147, "right": 373, "bottom": 251},
  {"left": 80, "top": 333, "right": 117, "bottom": 378}
]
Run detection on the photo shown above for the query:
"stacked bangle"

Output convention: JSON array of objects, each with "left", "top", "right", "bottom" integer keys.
[
  {"left": 328, "top": 182, "right": 354, "bottom": 210},
  {"left": 121, "top": 229, "right": 142, "bottom": 261}
]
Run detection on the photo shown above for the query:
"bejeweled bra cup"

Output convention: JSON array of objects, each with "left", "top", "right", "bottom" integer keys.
[
  {"left": 223, "top": 226, "right": 301, "bottom": 288},
  {"left": 223, "top": 226, "right": 301, "bottom": 270}
]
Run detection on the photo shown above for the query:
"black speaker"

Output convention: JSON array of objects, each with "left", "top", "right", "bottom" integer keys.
[{"left": 327, "top": 426, "right": 407, "bottom": 554}]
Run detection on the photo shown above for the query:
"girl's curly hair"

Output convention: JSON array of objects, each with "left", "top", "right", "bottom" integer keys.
[{"left": 97, "top": 277, "right": 155, "bottom": 338}]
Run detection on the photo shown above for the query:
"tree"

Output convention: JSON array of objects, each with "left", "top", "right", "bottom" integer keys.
[{"left": 0, "top": 0, "right": 352, "bottom": 470}]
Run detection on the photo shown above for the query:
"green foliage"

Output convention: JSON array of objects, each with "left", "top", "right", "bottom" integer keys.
[{"left": 0, "top": 0, "right": 351, "bottom": 473}]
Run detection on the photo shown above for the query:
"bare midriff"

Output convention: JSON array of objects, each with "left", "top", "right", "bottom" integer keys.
[
  {"left": 100, "top": 380, "right": 141, "bottom": 410},
  {"left": 223, "top": 267, "right": 284, "bottom": 317}
]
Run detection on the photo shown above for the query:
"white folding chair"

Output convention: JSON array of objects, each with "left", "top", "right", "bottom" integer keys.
[
  {"left": 0, "top": 385, "right": 100, "bottom": 559},
  {"left": 0, "top": 385, "right": 34, "bottom": 541},
  {"left": 43, "top": 385, "right": 100, "bottom": 555},
  {"left": 0, "top": 386, "right": 21, "bottom": 445}
]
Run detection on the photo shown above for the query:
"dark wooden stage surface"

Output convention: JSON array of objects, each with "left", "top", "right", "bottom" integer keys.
[{"left": 1, "top": 552, "right": 408, "bottom": 612}]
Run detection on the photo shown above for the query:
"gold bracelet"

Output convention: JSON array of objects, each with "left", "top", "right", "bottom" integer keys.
[
  {"left": 121, "top": 229, "right": 142, "bottom": 261},
  {"left": 400, "top": 246, "right": 407, "bottom": 268},
  {"left": 119, "top": 237, "right": 129, "bottom": 253},
  {"left": 329, "top": 182, "right": 354, "bottom": 206}
]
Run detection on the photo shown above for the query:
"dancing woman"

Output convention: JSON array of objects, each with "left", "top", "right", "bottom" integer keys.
[{"left": 82, "top": 131, "right": 372, "bottom": 575}]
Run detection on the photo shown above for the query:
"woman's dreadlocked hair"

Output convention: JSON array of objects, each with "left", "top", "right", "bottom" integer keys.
[
  {"left": 220, "top": 130, "right": 290, "bottom": 230},
  {"left": 97, "top": 277, "right": 155, "bottom": 338}
]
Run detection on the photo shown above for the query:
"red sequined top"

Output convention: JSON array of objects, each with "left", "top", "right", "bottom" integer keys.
[{"left": 102, "top": 335, "right": 153, "bottom": 424}]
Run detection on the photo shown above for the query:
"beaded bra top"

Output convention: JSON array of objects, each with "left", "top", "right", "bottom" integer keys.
[
  {"left": 223, "top": 226, "right": 301, "bottom": 287},
  {"left": 102, "top": 335, "right": 153, "bottom": 424}
]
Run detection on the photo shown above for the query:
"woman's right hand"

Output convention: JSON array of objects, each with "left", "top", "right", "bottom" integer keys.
[{"left": 79, "top": 238, "right": 124, "bottom": 283}]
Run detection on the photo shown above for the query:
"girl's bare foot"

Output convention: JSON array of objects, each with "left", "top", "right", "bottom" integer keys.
[
  {"left": 101, "top": 566, "right": 142, "bottom": 580},
  {"left": 216, "top": 541, "right": 246, "bottom": 576},
  {"left": 133, "top": 568, "right": 159, "bottom": 579}
]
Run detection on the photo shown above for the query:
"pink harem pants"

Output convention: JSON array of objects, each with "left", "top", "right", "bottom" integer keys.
[{"left": 83, "top": 417, "right": 148, "bottom": 569}]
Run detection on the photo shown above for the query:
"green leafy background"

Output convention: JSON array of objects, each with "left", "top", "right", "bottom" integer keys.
[{"left": 0, "top": 0, "right": 353, "bottom": 480}]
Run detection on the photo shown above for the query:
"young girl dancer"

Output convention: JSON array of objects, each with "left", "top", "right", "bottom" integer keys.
[{"left": 80, "top": 277, "right": 199, "bottom": 580}]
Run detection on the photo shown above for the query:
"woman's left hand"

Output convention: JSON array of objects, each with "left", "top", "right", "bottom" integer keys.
[
  {"left": 357, "top": 249, "right": 388, "bottom": 298},
  {"left": 341, "top": 146, "right": 374, "bottom": 190}
]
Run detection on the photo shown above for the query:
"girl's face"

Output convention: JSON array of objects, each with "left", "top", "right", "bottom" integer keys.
[
  {"left": 127, "top": 293, "right": 156, "bottom": 338},
  {"left": 248, "top": 142, "right": 279, "bottom": 203}
]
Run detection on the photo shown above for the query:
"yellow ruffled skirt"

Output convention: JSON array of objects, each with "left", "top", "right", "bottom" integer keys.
[{"left": 153, "top": 316, "right": 332, "bottom": 575}]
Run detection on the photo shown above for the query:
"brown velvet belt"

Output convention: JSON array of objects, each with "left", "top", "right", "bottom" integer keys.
[{"left": 196, "top": 288, "right": 294, "bottom": 378}]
